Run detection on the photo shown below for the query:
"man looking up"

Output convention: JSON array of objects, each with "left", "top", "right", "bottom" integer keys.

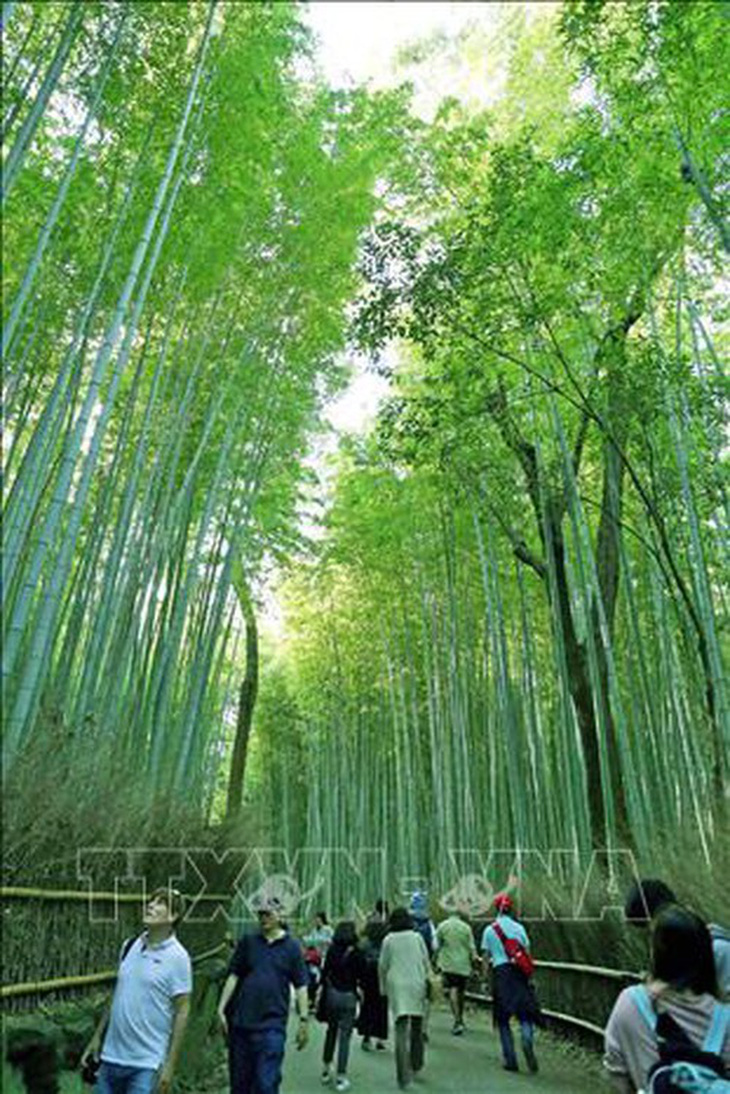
[
  {"left": 81, "top": 887, "right": 192, "bottom": 1093},
  {"left": 218, "top": 896, "right": 309, "bottom": 1094}
]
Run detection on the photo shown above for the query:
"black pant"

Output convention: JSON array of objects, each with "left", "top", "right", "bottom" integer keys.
[
  {"left": 322, "top": 987, "right": 357, "bottom": 1076},
  {"left": 394, "top": 1015, "right": 424, "bottom": 1088}
]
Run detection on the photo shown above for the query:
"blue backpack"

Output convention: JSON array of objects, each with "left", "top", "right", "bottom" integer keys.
[{"left": 630, "top": 985, "right": 730, "bottom": 1093}]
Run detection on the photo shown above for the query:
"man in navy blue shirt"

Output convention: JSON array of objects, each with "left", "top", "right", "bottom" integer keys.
[{"left": 218, "top": 896, "right": 309, "bottom": 1094}]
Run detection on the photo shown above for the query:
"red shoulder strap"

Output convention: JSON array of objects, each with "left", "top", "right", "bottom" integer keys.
[{"left": 492, "top": 922, "right": 508, "bottom": 947}]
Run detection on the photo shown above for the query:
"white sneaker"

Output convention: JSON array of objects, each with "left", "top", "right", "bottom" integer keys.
[
  {"left": 335, "top": 1078, "right": 351, "bottom": 1092},
  {"left": 321, "top": 1068, "right": 332, "bottom": 1085}
]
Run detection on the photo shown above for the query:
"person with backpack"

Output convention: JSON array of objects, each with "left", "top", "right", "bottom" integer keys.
[
  {"left": 79, "top": 887, "right": 192, "bottom": 1093},
  {"left": 318, "top": 921, "right": 365, "bottom": 1091},
  {"left": 605, "top": 904, "right": 730, "bottom": 1093},
  {"left": 480, "top": 892, "right": 541, "bottom": 1074},
  {"left": 357, "top": 919, "right": 388, "bottom": 1052},
  {"left": 625, "top": 879, "right": 730, "bottom": 1001}
]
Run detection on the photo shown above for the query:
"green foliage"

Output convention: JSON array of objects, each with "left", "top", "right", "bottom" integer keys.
[
  {"left": 1, "top": 2, "right": 410, "bottom": 831},
  {"left": 2, "top": 0, "right": 727, "bottom": 897},
  {"left": 247, "top": 0, "right": 728, "bottom": 877}
]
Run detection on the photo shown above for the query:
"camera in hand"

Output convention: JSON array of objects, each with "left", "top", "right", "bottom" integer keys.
[{"left": 80, "top": 1055, "right": 100, "bottom": 1086}]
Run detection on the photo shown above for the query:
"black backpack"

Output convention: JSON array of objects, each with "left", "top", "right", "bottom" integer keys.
[
  {"left": 630, "top": 985, "right": 730, "bottom": 1093},
  {"left": 120, "top": 934, "right": 140, "bottom": 964}
]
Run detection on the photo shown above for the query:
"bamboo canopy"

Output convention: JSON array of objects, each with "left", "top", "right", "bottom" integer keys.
[{"left": 2, "top": 0, "right": 727, "bottom": 941}]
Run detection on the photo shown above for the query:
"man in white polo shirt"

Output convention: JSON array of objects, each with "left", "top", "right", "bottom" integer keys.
[{"left": 81, "top": 887, "right": 192, "bottom": 1093}]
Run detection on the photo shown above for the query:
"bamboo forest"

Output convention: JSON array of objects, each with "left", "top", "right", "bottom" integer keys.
[{"left": 1, "top": 1, "right": 729, "bottom": 1091}]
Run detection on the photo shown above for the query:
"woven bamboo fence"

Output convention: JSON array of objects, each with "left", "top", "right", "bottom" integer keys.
[
  {"left": 3, "top": 887, "right": 643, "bottom": 1031},
  {"left": 1, "top": 886, "right": 231, "bottom": 1012}
]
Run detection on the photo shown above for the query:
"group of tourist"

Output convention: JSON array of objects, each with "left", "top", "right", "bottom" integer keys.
[
  {"left": 296, "top": 890, "right": 543, "bottom": 1091},
  {"left": 78, "top": 877, "right": 729, "bottom": 1094}
]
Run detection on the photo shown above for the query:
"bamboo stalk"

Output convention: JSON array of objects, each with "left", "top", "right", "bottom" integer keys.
[
  {"left": 2, "top": 1, "right": 84, "bottom": 207},
  {"left": 1, "top": 886, "right": 230, "bottom": 902}
]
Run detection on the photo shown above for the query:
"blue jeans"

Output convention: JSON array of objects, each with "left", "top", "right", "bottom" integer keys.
[
  {"left": 228, "top": 1027, "right": 286, "bottom": 1094},
  {"left": 96, "top": 1062, "right": 158, "bottom": 1094},
  {"left": 498, "top": 1018, "right": 534, "bottom": 1069}
]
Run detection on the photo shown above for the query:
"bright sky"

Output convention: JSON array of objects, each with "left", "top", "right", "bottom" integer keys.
[
  {"left": 261, "top": 2, "right": 529, "bottom": 633},
  {"left": 305, "top": 1, "right": 565, "bottom": 438},
  {"left": 306, "top": 1, "right": 500, "bottom": 89},
  {"left": 304, "top": 1, "right": 508, "bottom": 439}
]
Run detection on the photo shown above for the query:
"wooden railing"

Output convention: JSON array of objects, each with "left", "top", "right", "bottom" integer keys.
[
  {"left": 1, "top": 886, "right": 230, "bottom": 903},
  {"left": 0, "top": 942, "right": 229, "bottom": 1000},
  {"left": 2, "top": 884, "right": 641, "bottom": 1029},
  {"left": 534, "top": 959, "right": 640, "bottom": 982},
  {"left": 467, "top": 959, "right": 641, "bottom": 1039},
  {"left": 1, "top": 884, "right": 232, "bottom": 1001}
]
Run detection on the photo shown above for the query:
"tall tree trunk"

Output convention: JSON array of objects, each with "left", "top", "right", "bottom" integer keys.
[
  {"left": 487, "top": 378, "right": 630, "bottom": 847},
  {"left": 591, "top": 397, "right": 630, "bottom": 838},
  {"left": 543, "top": 500, "right": 629, "bottom": 846},
  {"left": 226, "top": 568, "right": 258, "bottom": 820}
]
